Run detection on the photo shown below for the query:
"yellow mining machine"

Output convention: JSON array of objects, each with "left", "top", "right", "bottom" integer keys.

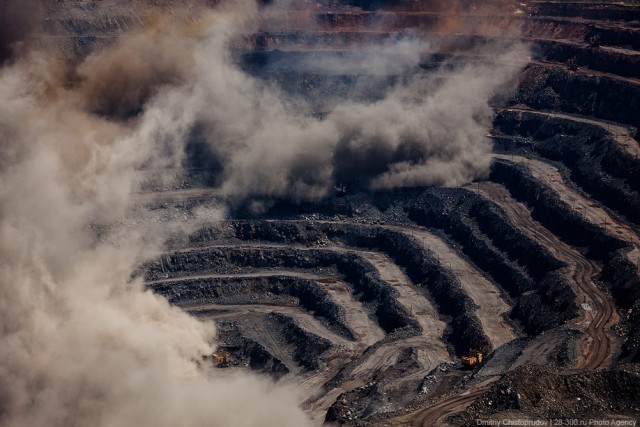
[
  {"left": 461, "top": 348, "right": 483, "bottom": 368},
  {"left": 211, "top": 351, "right": 231, "bottom": 366}
]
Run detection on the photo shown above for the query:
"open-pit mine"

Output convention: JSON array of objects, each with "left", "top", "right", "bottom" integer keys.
[{"left": 1, "top": 0, "right": 640, "bottom": 426}]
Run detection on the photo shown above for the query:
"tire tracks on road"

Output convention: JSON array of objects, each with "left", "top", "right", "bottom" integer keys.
[{"left": 474, "top": 181, "right": 618, "bottom": 370}]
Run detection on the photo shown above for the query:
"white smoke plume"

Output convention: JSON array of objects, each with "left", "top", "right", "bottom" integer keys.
[{"left": 0, "top": 0, "right": 528, "bottom": 425}]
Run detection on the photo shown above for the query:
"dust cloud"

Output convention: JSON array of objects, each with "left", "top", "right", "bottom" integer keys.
[
  {"left": 78, "top": 28, "right": 196, "bottom": 119},
  {"left": 183, "top": 9, "right": 527, "bottom": 199},
  {"left": 0, "top": 0, "right": 528, "bottom": 425},
  {"left": 0, "top": 3, "right": 309, "bottom": 427},
  {"left": 0, "top": 0, "right": 43, "bottom": 64}
]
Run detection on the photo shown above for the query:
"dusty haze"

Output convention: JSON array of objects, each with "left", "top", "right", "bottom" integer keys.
[
  {"left": 0, "top": 2, "right": 310, "bottom": 427},
  {"left": 0, "top": 0, "right": 528, "bottom": 426},
  {"left": 0, "top": 0, "right": 43, "bottom": 64}
]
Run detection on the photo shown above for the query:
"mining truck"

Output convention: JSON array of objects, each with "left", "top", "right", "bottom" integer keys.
[
  {"left": 211, "top": 351, "right": 231, "bottom": 367},
  {"left": 567, "top": 58, "right": 579, "bottom": 71},
  {"left": 461, "top": 349, "right": 483, "bottom": 368}
]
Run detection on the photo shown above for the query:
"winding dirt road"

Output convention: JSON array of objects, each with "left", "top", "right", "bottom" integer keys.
[
  {"left": 390, "top": 165, "right": 626, "bottom": 426},
  {"left": 494, "top": 154, "right": 640, "bottom": 269},
  {"left": 474, "top": 181, "right": 618, "bottom": 370},
  {"left": 496, "top": 107, "right": 640, "bottom": 159},
  {"left": 391, "top": 227, "right": 517, "bottom": 349},
  {"left": 410, "top": 380, "right": 497, "bottom": 427}
]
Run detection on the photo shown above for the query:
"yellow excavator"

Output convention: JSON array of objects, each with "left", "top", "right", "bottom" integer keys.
[{"left": 461, "top": 348, "right": 483, "bottom": 368}]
